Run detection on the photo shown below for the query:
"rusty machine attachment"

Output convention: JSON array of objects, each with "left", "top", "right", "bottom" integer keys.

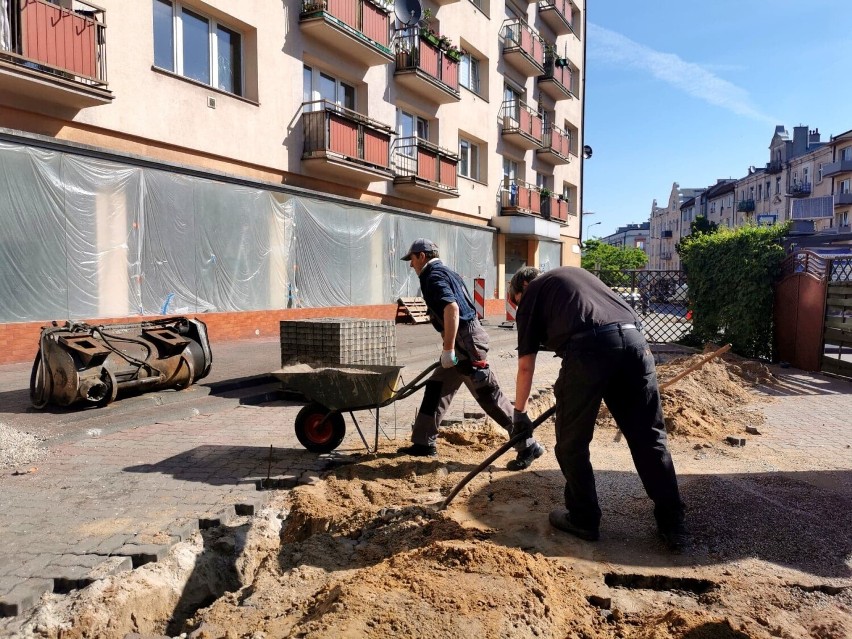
[{"left": 29, "top": 317, "right": 213, "bottom": 409}]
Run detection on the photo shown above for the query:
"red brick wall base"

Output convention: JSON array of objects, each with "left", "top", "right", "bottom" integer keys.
[{"left": 0, "top": 299, "right": 507, "bottom": 365}]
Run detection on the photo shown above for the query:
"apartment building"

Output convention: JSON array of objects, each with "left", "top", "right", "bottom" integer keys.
[
  {"left": 824, "top": 129, "right": 852, "bottom": 233},
  {"left": 599, "top": 222, "right": 649, "bottom": 253},
  {"left": 648, "top": 182, "right": 704, "bottom": 270},
  {"left": 703, "top": 179, "right": 736, "bottom": 229},
  {"left": 0, "top": 0, "right": 585, "bottom": 340}
]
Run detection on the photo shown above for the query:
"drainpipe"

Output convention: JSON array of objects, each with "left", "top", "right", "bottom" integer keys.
[{"left": 578, "top": 0, "right": 588, "bottom": 248}]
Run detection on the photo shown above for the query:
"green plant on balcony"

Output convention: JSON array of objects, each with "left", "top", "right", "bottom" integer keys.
[
  {"left": 419, "top": 9, "right": 440, "bottom": 46},
  {"left": 445, "top": 44, "right": 464, "bottom": 62},
  {"left": 302, "top": 0, "right": 325, "bottom": 13},
  {"left": 539, "top": 187, "right": 552, "bottom": 198}
]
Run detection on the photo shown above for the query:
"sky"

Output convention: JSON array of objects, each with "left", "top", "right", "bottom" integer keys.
[{"left": 582, "top": 0, "right": 852, "bottom": 239}]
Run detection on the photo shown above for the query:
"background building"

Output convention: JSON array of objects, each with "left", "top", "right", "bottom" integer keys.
[
  {"left": 598, "top": 222, "right": 649, "bottom": 255},
  {"left": 0, "top": 0, "right": 587, "bottom": 357}
]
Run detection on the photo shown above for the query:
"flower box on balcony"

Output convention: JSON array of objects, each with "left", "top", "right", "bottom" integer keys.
[
  {"left": 446, "top": 49, "right": 462, "bottom": 62},
  {"left": 420, "top": 29, "right": 440, "bottom": 47}
]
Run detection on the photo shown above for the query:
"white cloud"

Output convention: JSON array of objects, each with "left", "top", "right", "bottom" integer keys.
[{"left": 588, "top": 23, "right": 776, "bottom": 123}]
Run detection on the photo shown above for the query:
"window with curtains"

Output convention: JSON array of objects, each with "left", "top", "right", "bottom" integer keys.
[
  {"left": 459, "top": 53, "right": 481, "bottom": 94},
  {"left": 153, "top": 0, "right": 243, "bottom": 95},
  {"left": 458, "top": 138, "right": 480, "bottom": 181}
]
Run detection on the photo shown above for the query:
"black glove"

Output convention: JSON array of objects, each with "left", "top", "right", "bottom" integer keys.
[{"left": 512, "top": 409, "right": 534, "bottom": 439}]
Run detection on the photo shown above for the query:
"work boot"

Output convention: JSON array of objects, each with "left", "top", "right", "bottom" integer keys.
[
  {"left": 548, "top": 509, "right": 600, "bottom": 541},
  {"left": 397, "top": 443, "right": 438, "bottom": 458},
  {"left": 658, "top": 523, "right": 690, "bottom": 553},
  {"left": 506, "top": 442, "right": 545, "bottom": 471}
]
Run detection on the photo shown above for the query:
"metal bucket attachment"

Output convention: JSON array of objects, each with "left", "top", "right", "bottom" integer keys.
[
  {"left": 271, "top": 364, "right": 404, "bottom": 411},
  {"left": 30, "top": 318, "right": 213, "bottom": 408}
]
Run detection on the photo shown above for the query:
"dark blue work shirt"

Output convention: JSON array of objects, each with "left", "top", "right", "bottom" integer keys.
[{"left": 418, "top": 259, "right": 477, "bottom": 332}]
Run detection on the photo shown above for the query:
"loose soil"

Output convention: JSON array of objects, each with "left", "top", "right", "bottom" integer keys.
[{"left": 7, "top": 353, "right": 851, "bottom": 639}]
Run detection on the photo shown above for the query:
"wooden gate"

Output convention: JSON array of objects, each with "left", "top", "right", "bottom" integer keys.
[{"left": 775, "top": 251, "right": 852, "bottom": 378}]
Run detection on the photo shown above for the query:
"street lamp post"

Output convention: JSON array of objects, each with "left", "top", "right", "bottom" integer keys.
[{"left": 585, "top": 220, "right": 601, "bottom": 240}]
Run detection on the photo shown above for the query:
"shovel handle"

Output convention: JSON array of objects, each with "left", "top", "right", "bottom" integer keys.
[{"left": 438, "top": 404, "right": 556, "bottom": 511}]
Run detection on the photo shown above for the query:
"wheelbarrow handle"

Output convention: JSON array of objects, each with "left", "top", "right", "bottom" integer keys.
[
  {"left": 438, "top": 404, "right": 556, "bottom": 511},
  {"left": 390, "top": 360, "right": 441, "bottom": 402}
]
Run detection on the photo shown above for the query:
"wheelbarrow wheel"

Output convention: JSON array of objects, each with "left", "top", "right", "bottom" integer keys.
[{"left": 295, "top": 403, "right": 346, "bottom": 453}]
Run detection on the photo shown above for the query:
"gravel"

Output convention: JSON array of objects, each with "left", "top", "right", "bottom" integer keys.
[{"left": 0, "top": 421, "right": 49, "bottom": 470}]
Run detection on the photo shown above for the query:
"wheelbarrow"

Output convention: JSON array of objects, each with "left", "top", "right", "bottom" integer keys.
[{"left": 271, "top": 361, "right": 440, "bottom": 454}]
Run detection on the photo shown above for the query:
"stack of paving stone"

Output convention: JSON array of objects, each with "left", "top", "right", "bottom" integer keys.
[{"left": 280, "top": 318, "right": 396, "bottom": 366}]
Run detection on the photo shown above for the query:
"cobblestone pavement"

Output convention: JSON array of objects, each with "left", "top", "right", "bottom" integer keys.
[{"left": 0, "top": 320, "right": 850, "bottom": 619}]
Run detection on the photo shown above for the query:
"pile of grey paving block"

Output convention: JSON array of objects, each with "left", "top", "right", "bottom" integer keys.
[{"left": 280, "top": 318, "right": 397, "bottom": 366}]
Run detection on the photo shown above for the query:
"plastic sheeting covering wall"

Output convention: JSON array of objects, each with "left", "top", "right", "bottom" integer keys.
[
  {"left": 539, "top": 241, "right": 562, "bottom": 272},
  {"left": 0, "top": 141, "right": 497, "bottom": 323}
]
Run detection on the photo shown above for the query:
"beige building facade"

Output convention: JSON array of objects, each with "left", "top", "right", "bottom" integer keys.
[{"left": 0, "top": 0, "right": 585, "bottom": 326}]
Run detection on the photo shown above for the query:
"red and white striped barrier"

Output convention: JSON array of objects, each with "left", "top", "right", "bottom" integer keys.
[
  {"left": 505, "top": 297, "right": 517, "bottom": 322},
  {"left": 473, "top": 278, "right": 485, "bottom": 320}
]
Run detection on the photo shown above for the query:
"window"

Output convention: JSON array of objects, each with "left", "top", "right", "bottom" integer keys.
[
  {"left": 764, "top": 181, "right": 770, "bottom": 199},
  {"left": 459, "top": 53, "right": 480, "bottom": 94},
  {"left": 841, "top": 147, "right": 852, "bottom": 161},
  {"left": 303, "top": 66, "right": 355, "bottom": 111},
  {"left": 818, "top": 163, "right": 823, "bottom": 182},
  {"left": 839, "top": 179, "right": 851, "bottom": 195},
  {"left": 397, "top": 109, "right": 429, "bottom": 158},
  {"left": 776, "top": 176, "right": 781, "bottom": 194},
  {"left": 503, "top": 158, "right": 518, "bottom": 183},
  {"left": 458, "top": 138, "right": 480, "bottom": 180},
  {"left": 803, "top": 167, "right": 810, "bottom": 184},
  {"left": 757, "top": 184, "right": 762, "bottom": 201},
  {"left": 153, "top": 0, "right": 243, "bottom": 95}
]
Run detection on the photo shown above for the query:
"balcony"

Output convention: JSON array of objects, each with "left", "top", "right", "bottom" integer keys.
[
  {"left": 541, "top": 195, "right": 570, "bottom": 223},
  {"left": 500, "top": 180, "right": 546, "bottom": 218},
  {"left": 737, "top": 199, "right": 756, "bottom": 213},
  {"left": 537, "top": 54, "right": 575, "bottom": 101},
  {"left": 835, "top": 192, "right": 852, "bottom": 206},
  {"left": 789, "top": 182, "right": 812, "bottom": 198},
  {"left": 660, "top": 252, "right": 673, "bottom": 261},
  {"left": 537, "top": 0, "right": 574, "bottom": 36},
  {"left": 536, "top": 124, "right": 571, "bottom": 164},
  {"left": 299, "top": 0, "right": 392, "bottom": 67},
  {"left": 501, "top": 99, "right": 543, "bottom": 150},
  {"left": 765, "top": 161, "right": 783, "bottom": 174},
  {"left": 393, "top": 30, "right": 460, "bottom": 104},
  {"left": 0, "top": 0, "right": 111, "bottom": 109},
  {"left": 823, "top": 159, "right": 852, "bottom": 178},
  {"left": 301, "top": 100, "right": 393, "bottom": 182},
  {"left": 393, "top": 136, "right": 459, "bottom": 198},
  {"left": 501, "top": 19, "right": 544, "bottom": 77}
]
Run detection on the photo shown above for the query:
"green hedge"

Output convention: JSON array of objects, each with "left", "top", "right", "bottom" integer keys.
[{"left": 678, "top": 223, "right": 788, "bottom": 360}]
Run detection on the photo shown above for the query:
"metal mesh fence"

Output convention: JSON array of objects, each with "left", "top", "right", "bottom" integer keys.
[{"left": 592, "top": 270, "right": 691, "bottom": 344}]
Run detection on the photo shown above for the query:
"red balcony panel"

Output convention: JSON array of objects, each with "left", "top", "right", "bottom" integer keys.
[
  {"left": 364, "top": 128, "right": 390, "bottom": 168},
  {"left": 531, "top": 115, "right": 542, "bottom": 142},
  {"left": 420, "top": 40, "right": 440, "bottom": 76},
  {"left": 417, "top": 148, "right": 438, "bottom": 182},
  {"left": 21, "top": 0, "right": 97, "bottom": 80},
  {"left": 328, "top": 0, "right": 358, "bottom": 30},
  {"left": 439, "top": 157, "right": 457, "bottom": 189},
  {"left": 519, "top": 108, "right": 531, "bottom": 135},
  {"left": 329, "top": 114, "right": 358, "bottom": 157},
  {"left": 441, "top": 55, "right": 459, "bottom": 89},
  {"left": 362, "top": 0, "right": 390, "bottom": 47}
]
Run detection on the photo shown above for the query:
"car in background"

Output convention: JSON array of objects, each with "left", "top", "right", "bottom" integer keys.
[
  {"left": 669, "top": 283, "right": 689, "bottom": 304},
  {"left": 613, "top": 287, "right": 648, "bottom": 314}
]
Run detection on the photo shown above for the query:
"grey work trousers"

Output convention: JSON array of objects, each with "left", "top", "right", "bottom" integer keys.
[{"left": 410, "top": 319, "right": 534, "bottom": 451}]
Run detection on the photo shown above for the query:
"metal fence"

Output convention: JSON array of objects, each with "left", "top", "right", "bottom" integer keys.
[{"left": 592, "top": 269, "right": 691, "bottom": 344}]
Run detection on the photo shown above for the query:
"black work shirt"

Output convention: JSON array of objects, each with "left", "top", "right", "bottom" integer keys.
[
  {"left": 516, "top": 266, "right": 638, "bottom": 356},
  {"left": 419, "top": 259, "right": 477, "bottom": 331}
]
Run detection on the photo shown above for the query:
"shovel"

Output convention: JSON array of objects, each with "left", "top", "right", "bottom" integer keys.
[{"left": 438, "top": 343, "right": 732, "bottom": 511}]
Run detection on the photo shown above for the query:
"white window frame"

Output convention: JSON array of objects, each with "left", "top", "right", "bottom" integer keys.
[
  {"left": 154, "top": 0, "right": 244, "bottom": 95},
  {"left": 458, "top": 138, "right": 480, "bottom": 181},
  {"left": 303, "top": 65, "right": 355, "bottom": 112},
  {"left": 459, "top": 53, "right": 481, "bottom": 94}
]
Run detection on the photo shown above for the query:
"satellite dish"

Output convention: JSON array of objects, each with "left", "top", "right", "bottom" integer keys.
[
  {"left": 583, "top": 145, "right": 593, "bottom": 159},
  {"left": 394, "top": 0, "right": 423, "bottom": 25}
]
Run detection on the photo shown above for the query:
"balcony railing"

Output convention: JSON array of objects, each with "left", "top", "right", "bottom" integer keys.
[
  {"left": 835, "top": 192, "right": 852, "bottom": 206},
  {"left": 0, "top": 0, "right": 108, "bottom": 88},
  {"left": 823, "top": 159, "right": 852, "bottom": 178},
  {"left": 737, "top": 199, "right": 756, "bottom": 212},
  {"left": 537, "top": 124, "right": 571, "bottom": 164},
  {"left": 300, "top": 0, "right": 392, "bottom": 64},
  {"left": 765, "top": 161, "right": 783, "bottom": 174},
  {"left": 541, "top": 195, "right": 570, "bottom": 223},
  {"left": 501, "top": 19, "right": 544, "bottom": 76},
  {"left": 501, "top": 180, "right": 545, "bottom": 217},
  {"left": 393, "top": 28, "right": 459, "bottom": 101},
  {"left": 393, "top": 136, "right": 459, "bottom": 194},
  {"left": 501, "top": 99, "right": 543, "bottom": 149},
  {"left": 302, "top": 100, "right": 392, "bottom": 172},
  {"left": 537, "top": 0, "right": 574, "bottom": 35},
  {"left": 538, "top": 54, "right": 575, "bottom": 100},
  {"left": 789, "top": 182, "right": 812, "bottom": 198}
]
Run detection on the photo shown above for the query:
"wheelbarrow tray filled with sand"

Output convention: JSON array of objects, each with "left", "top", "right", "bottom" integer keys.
[{"left": 271, "top": 362, "right": 438, "bottom": 454}]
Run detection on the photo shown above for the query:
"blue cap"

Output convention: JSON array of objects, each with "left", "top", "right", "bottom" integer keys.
[{"left": 401, "top": 238, "right": 438, "bottom": 261}]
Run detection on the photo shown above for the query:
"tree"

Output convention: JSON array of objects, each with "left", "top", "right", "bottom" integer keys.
[
  {"left": 581, "top": 240, "right": 647, "bottom": 287},
  {"left": 690, "top": 215, "right": 718, "bottom": 237}
]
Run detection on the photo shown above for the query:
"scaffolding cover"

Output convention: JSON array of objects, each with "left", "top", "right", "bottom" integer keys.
[{"left": 0, "top": 140, "right": 497, "bottom": 323}]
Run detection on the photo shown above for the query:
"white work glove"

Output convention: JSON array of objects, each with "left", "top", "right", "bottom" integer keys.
[{"left": 440, "top": 349, "right": 459, "bottom": 369}]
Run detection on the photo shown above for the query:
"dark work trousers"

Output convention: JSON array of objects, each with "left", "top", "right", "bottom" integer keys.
[
  {"left": 411, "top": 319, "right": 535, "bottom": 451},
  {"left": 554, "top": 327, "right": 685, "bottom": 531}
]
